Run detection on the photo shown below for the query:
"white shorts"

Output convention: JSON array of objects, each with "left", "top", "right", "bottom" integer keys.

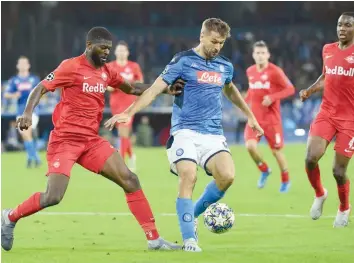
[
  {"left": 166, "top": 129, "right": 231, "bottom": 176},
  {"left": 16, "top": 113, "right": 39, "bottom": 130}
]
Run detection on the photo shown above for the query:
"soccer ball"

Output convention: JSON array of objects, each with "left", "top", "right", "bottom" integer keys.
[{"left": 203, "top": 203, "right": 235, "bottom": 234}]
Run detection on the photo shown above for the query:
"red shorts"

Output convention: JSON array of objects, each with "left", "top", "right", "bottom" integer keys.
[
  {"left": 309, "top": 112, "right": 354, "bottom": 158},
  {"left": 46, "top": 131, "right": 117, "bottom": 177},
  {"left": 244, "top": 123, "right": 284, "bottom": 150}
]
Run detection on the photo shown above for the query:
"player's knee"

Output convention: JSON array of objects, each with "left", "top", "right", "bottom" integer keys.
[
  {"left": 245, "top": 140, "right": 257, "bottom": 152},
  {"left": 305, "top": 152, "right": 321, "bottom": 169},
  {"left": 178, "top": 168, "right": 197, "bottom": 185},
  {"left": 121, "top": 170, "right": 141, "bottom": 192},
  {"left": 332, "top": 165, "right": 346, "bottom": 183},
  {"left": 218, "top": 169, "right": 235, "bottom": 189},
  {"left": 42, "top": 192, "right": 64, "bottom": 207}
]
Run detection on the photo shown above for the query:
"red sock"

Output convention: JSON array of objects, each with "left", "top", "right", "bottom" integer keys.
[
  {"left": 257, "top": 162, "right": 269, "bottom": 173},
  {"left": 8, "top": 192, "right": 42, "bottom": 222},
  {"left": 126, "top": 138, "right": 133, "bottom": 158},
  {"left": 337, "top": 180, "right": 350, "bottom": 212},
  {"left": 120, "top": 137, "right": 127, "bottom": 160},
  {"left": 125, "top": 189, "right": 159, "bottom": 240},
  {"left": 306, "top": 164, "right": 325, "bottom": 197},
  {"left": 281, "top": 170, "right": 289, "bottom": 183}
]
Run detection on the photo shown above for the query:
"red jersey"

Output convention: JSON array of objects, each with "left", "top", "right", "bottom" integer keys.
[
  {"left": 245, "top": 63, "right": 295, "bottom": 125},
  {"left": 108, "top": 61, "right": 143, "bottom": 113},
  {"left": 321, "top": 42, "right": 354, "bottom": 122},
  {"left": 41, "top": 54, "right": 124, "bottom": 136}
]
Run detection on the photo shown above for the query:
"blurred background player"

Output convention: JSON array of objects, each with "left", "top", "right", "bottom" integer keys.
[
  {"left": 244, "top": 41, "right": 295, "bottom": 192},
  {"left": 4, "top": 56, "right": 41, "bottom": 168},
  {"left": 299, "top": 12, "right": 354, "bottom": 227},
  {"left": 108, "top": 41, "right": 144, "bottom": 171},
  {"left": 105, "top": 18, "right": 263, "bottom": 252}
]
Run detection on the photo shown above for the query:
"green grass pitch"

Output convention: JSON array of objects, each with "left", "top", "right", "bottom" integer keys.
[{"left": 1, "top": 144, "right": 353, "bottom": 263}]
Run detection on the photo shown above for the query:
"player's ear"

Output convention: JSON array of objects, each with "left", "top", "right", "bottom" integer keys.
[{"left": 86, "top": 41, "right": 92, "bottom": 50}]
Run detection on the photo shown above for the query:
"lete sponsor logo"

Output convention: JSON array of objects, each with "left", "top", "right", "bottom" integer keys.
[
  {"left": 82, "top": 83, "right": 106, "bottom": 93},
  {"left": 197, "top": 71, "right": 222, "bottom": 85}
]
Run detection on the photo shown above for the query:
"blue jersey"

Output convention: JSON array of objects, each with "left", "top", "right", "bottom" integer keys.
[
  {"left": 6, "top": 74, "right": 40, "bottom": 115},
  {"left": 161, "top": 49, "right": 234, "bottom": 135}
]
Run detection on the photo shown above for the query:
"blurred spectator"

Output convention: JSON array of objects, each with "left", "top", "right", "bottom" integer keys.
[{"left": 136, "top": 116, "right": 153, "bottom": 147}]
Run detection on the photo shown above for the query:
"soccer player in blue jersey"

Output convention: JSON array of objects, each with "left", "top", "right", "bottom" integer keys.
[
  {"left": 105, "top": 18, "right": 263, "bottom": 252},
  {"left": 4, "top": 56, "right": 41, "bottom": 167}
]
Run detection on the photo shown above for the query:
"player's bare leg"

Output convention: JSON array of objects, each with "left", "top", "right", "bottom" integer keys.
[
  {"left": 305, "top": 136, "right": 329, "bottom": 220},
  {"left": 118, "top": 124, "right": 136, "bottom": 172},
  {"left": 272, "top": 149, "right": 290, "bottom": 193},
  {"left": 175, "top": 160, "right": 201, "bottom": 252},
  {"left": 332, "top": 152, "right": 351, "bottom": 227},
  {"left": 19, "top": 126, "right": 41, "bottom": 168},
  {"left": 246, "top": 139, "right": 271, "bottom": 188},
  {"left": 100, "top": 151, "right": 181, "bottom": 250},
  {"left": 2, "top": 174, "right": 69, "bottom": 251}
]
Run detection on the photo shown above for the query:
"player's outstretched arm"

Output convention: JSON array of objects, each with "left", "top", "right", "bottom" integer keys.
[
  {"left": 16, "top": 84, "right": 48, "bottom": 130},
  {"left": 115, "top": 79, "right": 184, "bottom": 96},
  {"left": 223, "top": 82, "right": 264, "bottom": 136},
  {"left": 299, "top": 74, "right": 324, "bottom": 102},
  {"left": 104, "top": 77, "right": 169, "bottom": 130}
]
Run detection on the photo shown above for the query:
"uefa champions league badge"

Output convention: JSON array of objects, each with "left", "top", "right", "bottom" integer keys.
[{"left": 176, "top": 148, "right": 184, "bottom": 156}]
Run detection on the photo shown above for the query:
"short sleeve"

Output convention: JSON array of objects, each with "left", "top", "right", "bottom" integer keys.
[
  {"left": 107, "top": 65, "right": 125, "bottom": 88},
  {"left": 41, "top": 59, "right": 74, "bottom": 92},
  {"left": 160, "top": 54, "right": 184, "bottom": 85},
  {"left": 5, "top": 78, "right": 17, "bottom": 93},
  {"left": 225, "top": 63, "right": 234, "bottom": 85}
]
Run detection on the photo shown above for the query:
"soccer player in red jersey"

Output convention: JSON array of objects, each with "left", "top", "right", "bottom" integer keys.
[
  {"left": 299, "top": 13, "right": 354, "bottom": 227},
  {"left": 1, "top": 27, "right": 185, "bottom": 251},
  {"left": 244, "top": 41, "right": 295, "bottom": 193},
  {"left": 107, "top": 41, "right": 144, "bottom": 171}
]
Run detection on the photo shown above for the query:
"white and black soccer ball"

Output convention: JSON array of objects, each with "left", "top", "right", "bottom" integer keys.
[{"left": 203, "top": 203, "right": 235, "bottom": 234}]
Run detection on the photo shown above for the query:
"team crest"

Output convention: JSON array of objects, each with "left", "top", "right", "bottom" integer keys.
[
  {"left": 45, "top": 72, "right": 55, "bottom": 81},
  {"left": 344, "top": 55, "right": 354, "bottom": 64},
  {"left": 176, "top": 148, "right": 184, "bottom": 156},
  {"left": 101, "top": 72, "right": 108, "bottom": 81},
  {"left": 219, "top": 65, "right": 225, "bottom": 72},
  {"left": 261, "top": 74, "right": 268, "bottom": 80}
]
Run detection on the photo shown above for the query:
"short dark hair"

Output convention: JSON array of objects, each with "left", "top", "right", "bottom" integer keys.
[
  {"left": 18, "top": 56, "right": 29, "bottom": 61},
  {"left": 202, "top": 18, "right": 231, "bottom": 38},
  {"left": 86, "top": 27, "right": 112, "bottom": 43},
  {"left": 341, "top": 12, "right": 354, "bottom": 18},
  {"left": 253, "top": 41, "right": 268, "bottom": 49},
  {"left": 117, "top": 40, "right": 129, "bottom": 48}
]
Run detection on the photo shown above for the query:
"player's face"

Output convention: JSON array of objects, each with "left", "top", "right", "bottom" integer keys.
[
  {"left": 337, "top": 15, "right": 354, "bottom": 43},
  {"left": 252, "top": 47, "right": 270, "bottom": 65},
  {"left": 17, "top": 58, "right": 30, "bottom": 72},
  {"left": 201, "top": 31, "right": 226, "bottom": 59},
  {"left": 115, "top": 45, "right": 129, "bottom": 60},
  {"left": 87, "top": 40, "right": 112, "bottom": 67}
]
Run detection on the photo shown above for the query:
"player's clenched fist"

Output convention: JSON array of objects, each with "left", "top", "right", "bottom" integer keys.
[
  {"left": 248, "top": 118, "right": 264, "bottom": 137},
  {"left": 104, "top": 113, "right": 130, "bottom": 131},
  {"left": 299, "top": 89, "right": 310, "bottom": 102},
  {"left": 168, "top": 79, "right": 185, "bottom": 95},
  {"left": 16, "top": 113, "right": 32, "bottom": 131}
]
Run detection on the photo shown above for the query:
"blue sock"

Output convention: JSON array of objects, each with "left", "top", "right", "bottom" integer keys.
[
  {"left": 30, "top": 141, "right": 41, "bottom": 162},
  {"left": 194, "top": 180, "right": 225, "bottom": 218},
  {"left": 23, "top": 141, "right": 33, "bottom": 161},
  {"left": 176, "top": 198, "right": 195, "bottom": 241}
]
